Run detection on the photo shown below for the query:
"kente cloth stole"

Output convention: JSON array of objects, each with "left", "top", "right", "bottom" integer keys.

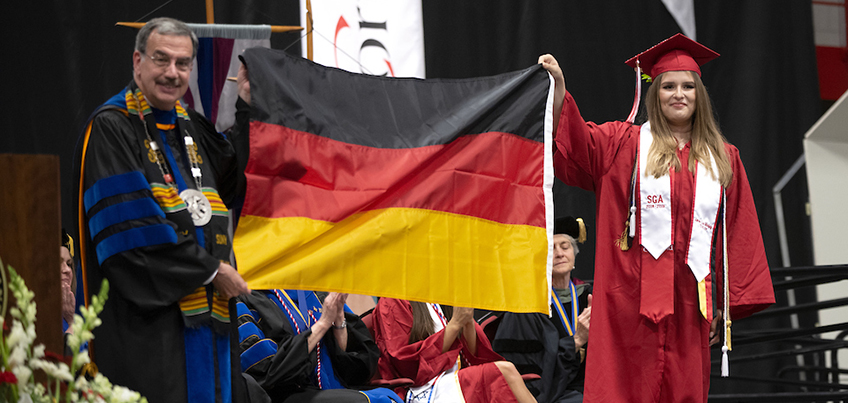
[
  {"left": 637, "top": 123, "right": 722, "bottom": 321},
  {"left": 125, "top": 86, "right": 230, "bottom": 329},
  {"left": 126, "top": 85, "right": 232, "bottom": 403}
]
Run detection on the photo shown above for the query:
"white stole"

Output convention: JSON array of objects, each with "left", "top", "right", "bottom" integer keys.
[{"left": 637, "top": 123, "right": 722, "bottom": 282}]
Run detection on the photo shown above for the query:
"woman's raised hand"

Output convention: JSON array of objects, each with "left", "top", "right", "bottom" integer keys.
[
  {"left": 538, "top": 54, "right": 566, "bottom": 134},
  {"left": 539, "top": 54, "right": 565, "bottom": 88},
  {"left": 451, "top": 306, "right": 475, "bottom": 327}
]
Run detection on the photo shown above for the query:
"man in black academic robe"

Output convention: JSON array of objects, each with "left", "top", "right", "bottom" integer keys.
[{"left": 73, "top": 17, "right": 251, "bottom": 403}]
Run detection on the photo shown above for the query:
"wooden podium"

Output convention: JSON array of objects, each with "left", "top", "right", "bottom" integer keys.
[{"left": 0, "top": 153, "right": 63, "bottom": 356}]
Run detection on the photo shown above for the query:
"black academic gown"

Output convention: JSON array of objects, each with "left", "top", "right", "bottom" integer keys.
[
  {"left": 236, "top": 291, "right": 382, "bottom": 403},
  {"left": 73, "top": 88, "right": 250, "bottom": 403},
  {"left": 492, "top": 283, "right": 592, "bottom": 403}
]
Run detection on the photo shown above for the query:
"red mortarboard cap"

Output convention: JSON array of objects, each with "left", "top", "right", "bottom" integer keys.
[{"left": 624, "top": 33, "right": 719, "bottom": 79}]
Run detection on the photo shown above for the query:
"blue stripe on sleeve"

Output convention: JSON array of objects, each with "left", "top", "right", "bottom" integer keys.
[
  {"left": 236, "top": 301, "right": 253, "bottom": 321},
  {"left": 237, "top": 320, "right": 265, "bottom": 345},
  {"left": 236, "top": 299, "right": 277, "bottom": 372},
  {"left": 83, "top": 171, "right": 151, "bottom": 213},
  {"left": 360, "top": 388, "right": 404, "bottom": 403},
  {"left": 88, "top": 198, "right": 165, "bottom": 238},
  {"left": 95, "top": 224, "right": 178, "bottom": 265},
  {"left": 236, "top": 303, "right": 261, "bottom": 327},
  {"left": 240, "top": 339, "right": 277, "bottom": 372}
]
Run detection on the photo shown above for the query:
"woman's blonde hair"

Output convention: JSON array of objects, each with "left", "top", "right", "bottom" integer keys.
[
  {"left": 408, "top": 301, "right": 453, "bottom": 344},
  {"left": 644, "top": 71, "right": 732, "bottom": 187}
]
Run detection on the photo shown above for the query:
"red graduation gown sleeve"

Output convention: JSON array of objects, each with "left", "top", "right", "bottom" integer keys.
[
  {"left": 716, "top": 144, "right": 775, "bottom": 319},
  {"left": 372, "top": 298, "right": 503, "bottom": 388},
  {"left": 553, "top": 90, "right": 636, "bottom": 192}
]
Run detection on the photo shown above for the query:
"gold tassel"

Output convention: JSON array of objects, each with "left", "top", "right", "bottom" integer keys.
[
  {"left": 80, "top": 362, "right": 99, "bottom": 378},
  {"left": 614, "top": 222, "right": 631, "bottom": 251},
  {"left": 726, "top": 319, "right": 732, "bottom": 351},
  {"left": 576, "top": 218, "right": 587, "bottom": 244}
]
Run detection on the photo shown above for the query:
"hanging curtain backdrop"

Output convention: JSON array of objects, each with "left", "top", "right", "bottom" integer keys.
[{"left": 183, "top": 24, "right": 272, "bottom": 132}]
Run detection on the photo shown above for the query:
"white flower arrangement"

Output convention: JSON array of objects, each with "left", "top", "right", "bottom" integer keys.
[{"left": 0, "top": 256, "right": 147, "bottom": 403}]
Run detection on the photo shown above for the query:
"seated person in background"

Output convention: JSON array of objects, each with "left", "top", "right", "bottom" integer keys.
[
  {"left": 344, "top": 294, "right": 378, "bottom": 316},
  {"left": 61, "top": 230, "right": 76, "bottom": 334},
  {"left": 61, "top": 229, "right": 86, "bottom": 356},
  {"left": 372, "top": 298, "right": 537, "bottom": 403},
  {"left": 491, "top": 216, "right": 593, "bottom": 403},
  {"left": 236, "top": 290, "right": 402, "bottom": 403}
]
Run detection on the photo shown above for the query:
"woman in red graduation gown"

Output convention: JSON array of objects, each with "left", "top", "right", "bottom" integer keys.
[
  {"left": 372, "top": 298, "right": 537, "bottom": 402},
  {"left": 540, "top": 34, "right": 775, "bottom": 402}
]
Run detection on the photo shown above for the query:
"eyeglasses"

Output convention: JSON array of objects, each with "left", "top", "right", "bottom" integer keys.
[{"left": 143, "top": 52, "right": 193, "bottom": 72}]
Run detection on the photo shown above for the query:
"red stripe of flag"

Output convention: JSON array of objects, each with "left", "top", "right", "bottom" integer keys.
[{"left": 243, "top": 121, "right": 545, "bottom": 226}]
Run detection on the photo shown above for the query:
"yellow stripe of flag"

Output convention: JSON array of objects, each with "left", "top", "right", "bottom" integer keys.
[{"left": 234, "top": 207, "right": 548, "bottom": 313}]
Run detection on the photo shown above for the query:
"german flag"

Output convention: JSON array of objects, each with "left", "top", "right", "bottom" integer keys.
[{"left": 234, "top": 48, "right": 554, "bottom": 313}]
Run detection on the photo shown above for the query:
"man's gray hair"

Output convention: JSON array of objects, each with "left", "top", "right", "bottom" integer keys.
[{"left": 135, "top": 17, "right": 199, "bottom": 58}]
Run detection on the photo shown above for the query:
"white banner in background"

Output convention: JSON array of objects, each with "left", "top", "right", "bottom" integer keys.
[
  {"left": 661, "top": 0, "right": 696, "bottom": 40},
  {"left": 300, "top": 0, "right": 425, "bottom": 78}
]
